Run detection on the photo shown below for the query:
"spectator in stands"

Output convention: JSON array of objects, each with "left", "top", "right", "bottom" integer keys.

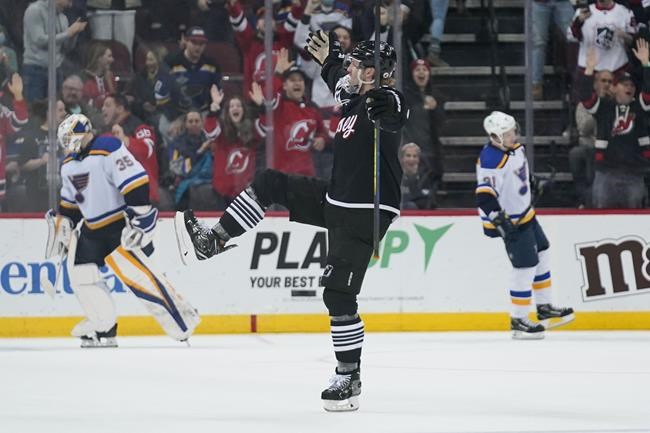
[
  {"left": 570, "top": 68, "right": 614, "bottom": 208},
  {"left": 14, "top": 99, "right": 67, "bottom": 211},
  {"left": 194, "top": 0, "right": 233, "bottom": 42},
  {"left": 22, "top": 0, "right": 87, "bottom": 102},
  {"left": 168, "top": 109, "right": 214, "bottom": 210},
  {"left": 226, "top": 0, "right": 297, "bottom": 100},
  {"left": 579, "top": 42, "right": 650, "bottom": 208},
  {"left": 568, "top": 0, "right": 637, "bottom": 79},
  {"left": 294, "top": 0, "right": 352, "bottom": 41},
  {"left": 0, "top": 3, "right": 23, "bottom": 56},
  {"left": 61, "top": 74, "right": 104, "bottom": 131},
  {"left": 206, "top": 91, "right": 258, "bottom": 208},
  {"left": 402, "top": 59, "right": 444, "bottom": 208},
  {"left": 399, "top": 142, "right": 434, "bottom": 210},
  {"left": 86, "top": 0, "right": 141, "bottom": 55},
  {"left": 296, "top": 21, "right": 352, "bottom": 109},
  {"left": 428, "top": 0, "right": 450, "bottom": 67},
  {"left": 531, "top": 0, "right": 575, "bottom": 100},
  {"left": 0, "top": 72, "right": 27, "bottom": 211},
  {"left": 166, "top": 26, "right": 222, "bottom": 113},
  {"left": 250, "top": 50, "right": 327, "bottom": 177},
  {"left": 366, "top": 1, "right": 435, "bottom": 69},
  {"left": 101, "top": 93, "right": 160, "bottom": 204},
  {"left": 132, "top": 47, "right": 180, "bottom": 146},
  {"left": 0, "top": 25, "right": 18, "bottom": 72},
  {"left": 141, "top": 0, "right": 190, "bottom": 42},
  {"left": 82, "top": 42, "right": 117, "bottom": 110}
]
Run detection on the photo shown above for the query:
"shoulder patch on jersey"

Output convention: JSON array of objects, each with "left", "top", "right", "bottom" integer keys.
[
  {"left": 479, "top": 144, "right": 508, "bottom": 169},
  {"left": 90, "top": 136, "right": 122, "bottom": 154}
]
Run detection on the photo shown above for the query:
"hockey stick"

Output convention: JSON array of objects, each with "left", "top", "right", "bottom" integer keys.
[
  {"left": 372, "top": 0, "right": 381, "bottom": 259},
  {"left": 41, "top": 254, "right": 65, "bottom": 298}
]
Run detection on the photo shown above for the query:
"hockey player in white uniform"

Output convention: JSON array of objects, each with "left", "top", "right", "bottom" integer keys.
[
  {"left": 46, "top": 114, "right": 199, "bottom": 347},
  {"left": 476, "top": 111, "right": 575, "bottom": 339}
]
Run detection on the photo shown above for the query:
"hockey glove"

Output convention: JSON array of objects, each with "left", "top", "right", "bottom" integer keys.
[
  {"left": 121, "top": 206, "right": 158, "bottom": 251},
  {"left": 491, "top": 210, "right": 518, "bottom": 242},
  {"left": 305, "top": 30, "right": 342, "bottom": 66},
  {"left": 45, "top": 209, "right": 74, "bottom": 259},
  {"left": 366, "top": 88, "right": 399, "bottom": 122}
]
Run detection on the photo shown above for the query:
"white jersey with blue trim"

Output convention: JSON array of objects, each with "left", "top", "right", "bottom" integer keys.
[
  {"left": 475, "top": 143, "right": 535, "bottom": 230},
  {"left": 60, "top": 136, "right": 148, "bottom": 230}
]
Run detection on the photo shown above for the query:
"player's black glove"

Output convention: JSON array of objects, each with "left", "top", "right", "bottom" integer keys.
[
  {"left": 305, "top": 30, "right": 342, "bottom": 66},
  {"left": 365, "top": 88, "right": 398, "bottom": 122},
  {"left": 491, "top": 210, "right": 518, "bottom": 242}
]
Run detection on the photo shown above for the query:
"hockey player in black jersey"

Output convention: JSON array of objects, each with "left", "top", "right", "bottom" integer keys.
[{"left": 174, "top": 32, "right": 407, "bottom": 412}]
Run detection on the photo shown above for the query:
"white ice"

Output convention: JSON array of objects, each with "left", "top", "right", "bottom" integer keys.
[{"left": 1, "top": 332, "right": 649, "bottom": 433}]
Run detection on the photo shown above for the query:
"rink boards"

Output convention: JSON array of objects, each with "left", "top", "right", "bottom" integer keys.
[{"left": 1, "top": 210, "right": 650, "bottom": 336}]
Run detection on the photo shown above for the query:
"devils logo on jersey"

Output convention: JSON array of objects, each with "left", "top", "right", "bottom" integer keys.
[
  {"left": 225, "top": 148, "right": 251, "bottom": 174},
  {"left": 286, "top": 119, "right": 317, "bottom": 151},
  {"left": 70, "top": 172, "right": 90, "bottom": 203},
  {"left": 612, "top": 106, "right": 635, "bottom": 136}
]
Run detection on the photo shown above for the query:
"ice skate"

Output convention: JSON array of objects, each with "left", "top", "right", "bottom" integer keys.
[
  {"left": 537, "top": 304, "right": 575, "bottom": 330},
  {"left": 321, "top": 369, "right": 362, "bottom": 412},
  {"left": 511, "top": 317, "right": 545, "bottom": 340},
  {"left": 174, "top": 210, "right": 235, "bottom": 264},
  {"left": 79, "top": 324, "right": 118, "bottom": 348}
]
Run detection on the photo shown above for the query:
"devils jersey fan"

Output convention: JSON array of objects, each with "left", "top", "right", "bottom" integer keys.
[
  {"left": 102, "top": 94, "right": 160, "bottom": 202},
  {"left": 204, "top": 101, "right": 257, "bottom": 200},
  {"left": 227, "top": 0, "right": 297, "bottom": 100},
  {"left": 254, "top": 67, "right": 327, "bottom": 176}
]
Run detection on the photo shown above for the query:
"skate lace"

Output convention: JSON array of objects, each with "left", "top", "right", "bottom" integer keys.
[{"left": 328, "top": 374, "right": 351, "bottom": 391}]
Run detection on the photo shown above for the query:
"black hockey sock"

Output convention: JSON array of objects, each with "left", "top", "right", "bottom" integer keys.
[
  {"left": 331, "top": 315, "right": 364, "bottom": 368},
  {"left": 216, "top": 187, "right": 266, "bottom": 239}
]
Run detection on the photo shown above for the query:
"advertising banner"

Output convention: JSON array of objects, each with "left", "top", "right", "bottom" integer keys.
[{"left": 2, "top": 213, "right": 650, "bottom": 335}]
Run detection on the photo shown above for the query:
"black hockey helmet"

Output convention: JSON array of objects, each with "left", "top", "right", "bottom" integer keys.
[{"left": 348, "top": 40, "right": 397, "bottom": 80}]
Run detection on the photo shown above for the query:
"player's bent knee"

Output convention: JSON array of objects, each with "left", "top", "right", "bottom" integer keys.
[
  {"left": 323, "top": 289, "right": 358, "bottom": 317},
  {"left": 251, "top": 169, "right": 288, "bottom": 207},
  {"left": 319, "top": 256, "right": 365, "bottom": 293}
]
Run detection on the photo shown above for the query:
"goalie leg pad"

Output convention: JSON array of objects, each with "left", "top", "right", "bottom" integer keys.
[
  {"left": 68, "top": 263, "right": 117, "bottom": 335},
  {"left": 105, "top": 246, "right": 200, "bottom": 341}
]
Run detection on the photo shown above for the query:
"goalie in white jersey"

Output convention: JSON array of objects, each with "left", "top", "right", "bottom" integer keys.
[
  {"left": 45, "top": 114, "right": 199, "bottom": 347},
  {"left": 476, "top": 111, "right": 575, "bottom": 339}
]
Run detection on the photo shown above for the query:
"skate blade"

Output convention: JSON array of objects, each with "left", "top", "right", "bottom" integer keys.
[
  {"left": 323, "top": 396, "right": 360, "bottom": 412},
  {"left": 173, "top": 212, "right": 191, "bottom": 265},
  {"left": 80, "top": 338, "right": 118, "bottom": 348},
  {"left": 541, "top": 313, "right": 576, "bottom": 330},
  {"left": 512, "top": 330, "right": 545, "bottom": 340}
]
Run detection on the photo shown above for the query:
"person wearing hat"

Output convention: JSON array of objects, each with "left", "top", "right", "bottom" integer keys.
[
  {"left": 402, "top": 58, "right": 444, "bottom": 208},
  {"left": 225, "top": 0, "right": 298, "bottom": 101},
  {"left": 579, "top": 41, "right": 650, "bottom": 208},
  {"left": 166, "top": 26, "right": 222, "bottom": 113},
  {"left": 248, "top": 48, "right": 327, "bottom": 176}
]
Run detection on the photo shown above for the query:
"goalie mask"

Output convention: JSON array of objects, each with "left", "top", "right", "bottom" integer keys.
[
  {"left": 483, "top": 111, "right": 519, "bottom": 150},
  {"left": 57, "top": 114, "right": 93, "bottom": 154}
]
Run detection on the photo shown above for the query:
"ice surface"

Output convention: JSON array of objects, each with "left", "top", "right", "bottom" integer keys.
[{"left": 1, "top": 332, "right": 649, "bottom": 433}]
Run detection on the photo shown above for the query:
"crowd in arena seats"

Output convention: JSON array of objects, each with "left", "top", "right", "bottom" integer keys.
[{"left": 2, "top": 0, "right": 650, "bottom": 213}]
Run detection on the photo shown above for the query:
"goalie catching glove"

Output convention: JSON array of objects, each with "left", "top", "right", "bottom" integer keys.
[
  {"left": 305, "top": 30, "right": 343, "bottom": 66},
  {"left": 121, "top": 205, "right": 158, "bottom": 251}
]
